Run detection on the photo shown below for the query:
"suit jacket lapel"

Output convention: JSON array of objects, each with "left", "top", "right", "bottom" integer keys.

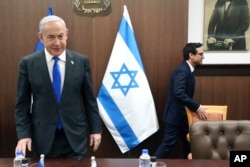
[
  {"left": 191, "top": 71, "right": 195, "bottom": 93},
  {"left": 38, "top": 51, "right": 57, "bottom": 101},
  {"left": 184, "top": 61, "right": 195, "bottom": 97},
  {"left": 60, "top": 50, "right": 74, "bottom": 102}
]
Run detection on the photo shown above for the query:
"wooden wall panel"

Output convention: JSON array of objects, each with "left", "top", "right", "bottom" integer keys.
[
  {"left": 0, "top": 0, "right": 188, "bottom": 158},
  {"left": 195, "top": 76, "right": 250, "bottom": 120},
  {"left": 3, "top": 0, "right": 249, "bottom": 159},
  {"left": 1, "top": 0, "right": 249, "bottom": 159}
]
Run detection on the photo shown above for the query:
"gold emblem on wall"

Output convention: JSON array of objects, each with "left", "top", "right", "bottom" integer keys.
[{"left": 72, "top": 0, "right": 112, "bottom": 17}]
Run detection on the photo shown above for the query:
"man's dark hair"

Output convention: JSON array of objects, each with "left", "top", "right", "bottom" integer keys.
[{"left": 183, "top": 43, "right": 203, "bottom": 60}]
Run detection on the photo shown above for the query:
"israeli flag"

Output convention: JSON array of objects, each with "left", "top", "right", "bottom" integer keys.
[{"left": 97, "top": 5, "right": 159, "bottom": 153}]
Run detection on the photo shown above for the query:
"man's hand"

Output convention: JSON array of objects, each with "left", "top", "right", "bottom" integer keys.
[
  {"left": 196, "top": 107, "right": 208, "bottom": 120},
  {"left": 207, "top": 37, "right": 216, "bottom": 44},
  {"left": 89, "top": 134, "right": 101, "bottom": 152},
  {"left": 223, "top": 38, "right": 235, "bottom": 48},
  {"left": 15, "top": 138, "right": 32, "bottom": 157}
]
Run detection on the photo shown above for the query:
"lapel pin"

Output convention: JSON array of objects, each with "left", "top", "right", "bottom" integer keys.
[{"left": 71, "top": 61, "right": 74, "bottom": 65}]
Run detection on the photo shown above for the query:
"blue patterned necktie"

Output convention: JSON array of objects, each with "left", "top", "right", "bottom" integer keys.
[{"left": 53, "top": 56, "right": 62, "bottom": 129}]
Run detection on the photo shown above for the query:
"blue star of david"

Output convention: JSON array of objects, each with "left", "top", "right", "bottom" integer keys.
[{"left": 110, "top": 63, "right": 139, "bottom": 96}]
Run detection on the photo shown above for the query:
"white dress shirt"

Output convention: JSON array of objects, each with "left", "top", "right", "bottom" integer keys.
[{"left": 45, "top": 49, "right": 66, "bottom": 92}]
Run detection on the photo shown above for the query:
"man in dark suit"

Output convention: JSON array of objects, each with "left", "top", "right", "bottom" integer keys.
[
  {"left": 154, "top": 43, "right": 208, "bottom": 159},
  {"left": 14, "top": 15, "right": 102, "bottom": 159},
  {"left": 207, "top": 0, "right": 250, "bottom": 50}
]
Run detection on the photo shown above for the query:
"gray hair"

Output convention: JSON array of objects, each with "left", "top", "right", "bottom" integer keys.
[{"left": 39, "top": 15, "right": 67, "bottom": 33}]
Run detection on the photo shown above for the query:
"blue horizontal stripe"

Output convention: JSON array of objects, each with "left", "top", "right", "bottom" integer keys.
[{"left": 97, "top": 84, "right": 140, "bottom": 149}]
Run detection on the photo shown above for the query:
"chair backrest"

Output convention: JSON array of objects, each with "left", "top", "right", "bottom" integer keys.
[
  {"left": 185, "top": 105, "right": 227, "bottom": 141},
  {"left": 185, "top": 105, "right": 228, "bottom": 127},
  {"left": 189, "top": 120, "right": 250, "bottom": 159}
]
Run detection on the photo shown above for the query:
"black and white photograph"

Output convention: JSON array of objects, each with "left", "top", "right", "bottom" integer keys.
[{"left": 203, "top": 0, "right": 250, "bottom": 51}]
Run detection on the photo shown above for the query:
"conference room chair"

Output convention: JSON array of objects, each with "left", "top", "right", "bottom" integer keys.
[
  {"left": 185, "top": 105, "right": 228, "bottom": 141},
  {"left": 189, "top": 120, "right": 250, "bottom": 159}
]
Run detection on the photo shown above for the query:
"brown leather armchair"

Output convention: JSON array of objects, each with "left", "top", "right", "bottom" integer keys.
[{"left": 189, "top": 120, "right": 250, "bottom": 159}]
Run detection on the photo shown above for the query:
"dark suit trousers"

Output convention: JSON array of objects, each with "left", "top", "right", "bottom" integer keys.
[
  {"left": 154, "top": 123, "right": 190, "bottom": 159},
  {"left": 41, "top": 129, "right": 85, "bottom": 160}
]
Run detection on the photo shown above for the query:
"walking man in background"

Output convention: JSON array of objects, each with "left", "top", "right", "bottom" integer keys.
[{"left": 154, "top": 43, "right": 208, "bottom": 159}]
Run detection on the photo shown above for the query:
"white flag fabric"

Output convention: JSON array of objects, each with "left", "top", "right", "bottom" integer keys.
[{"left": 97, "top": 5, "right": 159, "bottom": 153}]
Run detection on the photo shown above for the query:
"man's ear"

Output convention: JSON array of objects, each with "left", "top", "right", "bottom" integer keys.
[
  {"left": 37, "top": 32, "right": 44, "bottom": 43},
  {"left": 189, "top": 52, "right": 193, "bottom": 59},
  {"left": 65, "top": 29, "right": 69, "bottom": 40}
]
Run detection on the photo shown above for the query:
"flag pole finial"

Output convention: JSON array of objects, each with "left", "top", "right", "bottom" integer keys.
[{"left": 123, "top": 5, "right": 127, "bottom": 12}]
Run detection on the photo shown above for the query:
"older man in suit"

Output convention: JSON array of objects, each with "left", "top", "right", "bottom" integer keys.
[
  {"left": 14, "top": 15, "right": 102, "bottom": 159},
  {"left": 154, "top": 43, "right": 208, "bottom": 159}
]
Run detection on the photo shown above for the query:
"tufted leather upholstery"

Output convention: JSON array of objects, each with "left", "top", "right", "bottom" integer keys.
[{"left": 189, "top": 120, "right": 250, "bottom": 159}]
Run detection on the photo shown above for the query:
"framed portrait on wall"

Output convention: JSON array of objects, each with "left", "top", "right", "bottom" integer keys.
[{"left": 203, "top": 0, "right": 250, "bottom": 51}]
